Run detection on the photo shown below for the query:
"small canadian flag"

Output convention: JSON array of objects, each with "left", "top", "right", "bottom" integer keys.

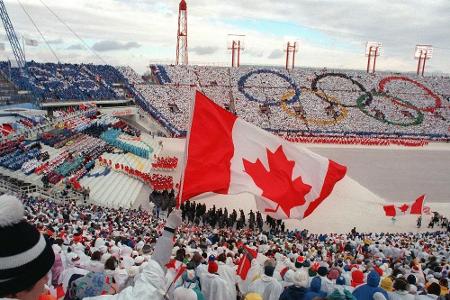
[
  {"left": 180, "top": 91, "right": 347, "bottom": 220},
  {"left": 383, "top": 195, "right": 426, "bottom": 217}
]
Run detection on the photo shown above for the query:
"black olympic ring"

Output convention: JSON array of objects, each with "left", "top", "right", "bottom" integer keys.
[{"left": 311, "top": 72, "right": 371, "bottom": 108}]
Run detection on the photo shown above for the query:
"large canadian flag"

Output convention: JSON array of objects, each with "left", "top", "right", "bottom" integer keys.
[{"left": 181, "top": 92, "right": 347, "bottom": 220}]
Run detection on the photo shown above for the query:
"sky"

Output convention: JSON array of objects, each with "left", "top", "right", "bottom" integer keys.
[{"left": 2, "top": 0, "right": 450, "bottom": 74}]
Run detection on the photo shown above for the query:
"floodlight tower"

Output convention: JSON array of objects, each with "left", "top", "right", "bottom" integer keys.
[
  {"left": 365, "top": 42, "right": 382, "bottom": 73},
  {"left": 0, "top": 0, "right": 26, "bottom": 69},
  {"left": 176, "top": 0, "right": 188, "bottom": 65},
  {"left": 415, "top": 45, "right": 433, "bottom": 76},
  {"left": 228, "top": 40, "right": 242, "bottom": 67},
  {"left": 285, "top": 42, "right": 298, "bottom": 70},
  {"left": 228, "top": 34, "right": 245, "bottom": 67}
]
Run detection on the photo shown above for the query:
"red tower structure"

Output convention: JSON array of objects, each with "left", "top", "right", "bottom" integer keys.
[
  {"left": 176, "top": 0, "right": 188, "bottom": 65},
  {"left": 415, "top": 45, "right": 433, "bottom": 76},
  {"left": 285, "top": 42, "right": 297, "bottom": 70},
  {"left": 365, "top": 42, "right": 382, "bottom": 74},
  {"left": 228, "top": 40, "right": 243, "bottom": 67}
]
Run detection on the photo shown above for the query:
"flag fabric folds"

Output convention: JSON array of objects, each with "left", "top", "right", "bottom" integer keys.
[
  {"left": 181, "top": 91, "right": 347, "bottom": 220},
  {"left": 236, "top": 246, "right": 258, "bottom": 280},
  {"left": 383, "top": 195, "right": 426, "bottom": 217}
]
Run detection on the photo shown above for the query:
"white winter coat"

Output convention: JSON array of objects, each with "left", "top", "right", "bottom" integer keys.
[
  {"left": 200, "top": 273, "right": 232, "bottom": 300},
  {"left": 84, "top": 259, "right": 166, "bottom": 300},
  {"left": 387, "top": 290, "right": 415, "bottom": 300},
  {"left": 247, "top": 274, "right": 283, "bottom": 300},
  {"left": 218, "top": 261, "right": 237, "bottom": 300}
]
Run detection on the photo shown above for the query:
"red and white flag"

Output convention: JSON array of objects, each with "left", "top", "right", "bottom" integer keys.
[
  {"left": 181, "top": 91, "right": 347, "bottom": 220},
  {"left": 383, "top": 195, "right": 426, "bottom": 217},
  {"left": 236, "top": 245, "right": 258, "bottom": 280}
]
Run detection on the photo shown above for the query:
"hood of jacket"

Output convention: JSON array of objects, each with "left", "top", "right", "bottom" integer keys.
[
  {"left": 310, "top": 276, "right": 322, "bottom": 292},
  {"left": 367, "top": 271, "right": 380, "bottom": 287}
]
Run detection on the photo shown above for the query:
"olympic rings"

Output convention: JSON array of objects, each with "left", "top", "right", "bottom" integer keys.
[
  {"left": 238, "top": 70, "right": 433, "bottom": 129},
  {"left": 356, "top": 92, "right": 424, "bottom": 127},
  {"left": 280, "top": 88, "right": 349, "bottom": 126},
  {"left": 311, "top": 72, "right": 371, "bottom": 108},
  {"left": 238, "top": 69, "right": 301, "bottom": 106},
  {"left": 378, "top": 76, "right": 442, "bottom": 112}
]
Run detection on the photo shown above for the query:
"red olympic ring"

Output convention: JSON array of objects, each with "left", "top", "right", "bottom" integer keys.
[{"left": 378, "top": 76, "right": 442, "bottom": 113}]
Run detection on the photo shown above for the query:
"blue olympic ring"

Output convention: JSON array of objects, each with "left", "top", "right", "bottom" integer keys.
[{"left": 238, "top": 69, "right": 301, "bottom": 106}]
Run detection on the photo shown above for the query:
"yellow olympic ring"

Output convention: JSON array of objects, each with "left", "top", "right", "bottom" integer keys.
[{"left": 280, "top": 88, "right": 348, "bottom": 126}]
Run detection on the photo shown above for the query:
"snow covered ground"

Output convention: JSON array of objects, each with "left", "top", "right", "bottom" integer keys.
[{"left": 163, "top": 137, "right": 450, "bottom": 233}]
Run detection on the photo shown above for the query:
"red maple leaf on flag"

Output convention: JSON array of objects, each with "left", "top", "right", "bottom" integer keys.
[
  {"left": 243, "top": 145, "right": 312, "bottom": 217},
  {"left": 398, "top": 204, "right": 409, "bottom": 213}
]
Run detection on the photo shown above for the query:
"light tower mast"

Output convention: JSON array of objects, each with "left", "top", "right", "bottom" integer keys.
[
  {"left": 285, "top": 42, "right": 298, "bottom": 70},
  {"left": 176, "top": 0, "right": 188, "bottom": 65},
  {"left": 227, "top": 34, "right": 245, "bottom": 67},
  {"left": 365, "top": 42, "right": 382, "bottom": 74},
  {"left": 0, "top": 0, "right": 26, "bottom": 69},
  {"left": 414, "top": 45, "right": 433, "bottom": 76}
]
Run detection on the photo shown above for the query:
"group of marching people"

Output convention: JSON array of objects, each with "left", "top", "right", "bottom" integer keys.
[
  {"left": 0, "top": 194, "right": 448, "bottom": 300},
  {"left": 283, "top": 135, "right": 429, "bottom": 147}
]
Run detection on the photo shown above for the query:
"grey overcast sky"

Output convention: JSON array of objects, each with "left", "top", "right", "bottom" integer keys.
[{"left": 3, "top": 0, "right": 450, "bottom": 74}]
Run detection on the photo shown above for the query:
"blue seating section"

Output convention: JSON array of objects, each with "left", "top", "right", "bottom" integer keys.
[
  {"left": 0, "top": 148, "right": 40, "bottom": 171},
  {"left": 155, "top": 65, "right": 172, "bottom": 84},
  {"left": 100, "top": 129, "right": 150, "bottom": 158},
  {"left": 0, "top": 61, "right": 129, "bottom": 101}
]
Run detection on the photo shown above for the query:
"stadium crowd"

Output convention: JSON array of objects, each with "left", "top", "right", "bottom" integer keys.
[
  {"left": 151, "top": 156, "right": 178, "bottom": 171},
  {"left": 120, "top": 65, "right": 449, "bottom": 141},
  {"left": 0, "top": 62, "right": 131, "bottom": 101},
  {"left": 0, "top": 194, "right": 448, "bottom": 300}
]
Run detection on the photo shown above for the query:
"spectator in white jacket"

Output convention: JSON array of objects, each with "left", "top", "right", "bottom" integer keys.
[
  {"left": 386, "top": 278, "right": 415, "bottom": 300},
  {"left": 415, "top": 282, "right": 441, "bottom": 300}
]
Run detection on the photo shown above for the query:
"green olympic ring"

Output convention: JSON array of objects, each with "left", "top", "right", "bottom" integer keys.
[{"left": 356, "top": 92, "right": 424, "bottom": 127}]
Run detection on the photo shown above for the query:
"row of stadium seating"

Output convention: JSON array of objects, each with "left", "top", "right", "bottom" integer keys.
[{"left": 0, "top": 61, "right": 130, "bottom": 101}]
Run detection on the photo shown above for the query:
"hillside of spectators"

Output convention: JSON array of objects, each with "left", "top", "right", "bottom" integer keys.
[{"left": 0, "top": 194, "right": 448, "bottom": 300}]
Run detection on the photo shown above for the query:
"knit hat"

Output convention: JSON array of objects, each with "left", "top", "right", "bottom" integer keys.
[
  {"left": 308, "top": 268, "right": 317, "bottom": 277},
  {"left": 0, "top": 195, "right": 55, "bottom": 296},
  {"left": 244, "top": 293, "right": 263, "bottom": 300},
  {"left": 208, "top": 261, "right": 218, "bottom": 273},
  {"left": 328, "top": 268, "right": 340, "bottom": 280},
  {"left": 406, "top": 274, "right": 416, "bottom": 285},
  {"left": 318, "top": 266, "right": 328, "bottom": 277},
  {"left": 295, "top": 256, "right": 306, "bottom": 268},
  {"left": 351, "top": 270, "right": 365, "bottom": 287},
  {"left": 292, "top": 270, "right": 309, "bottom": 288},
  {"left": 380, "top": 276, "right": 393, "bottom": 292},
  {"left": 336, "top": 276, "right": 346, "bottom": 286}
]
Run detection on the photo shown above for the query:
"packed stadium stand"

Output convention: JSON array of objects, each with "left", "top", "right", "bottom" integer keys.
[
  {"left": 0, "top": 61, "right": 133, "bottom": 102},
  {"left": 121, "top": 64, "right": 450, "bottom": 140},
  {"left": 1, "top": 62, "right": 448, "bottom": 141}
]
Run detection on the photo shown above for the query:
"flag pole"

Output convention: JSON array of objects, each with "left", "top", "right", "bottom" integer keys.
[{"left": 176, "top": 78, "right": 201, "bottom": 208}]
